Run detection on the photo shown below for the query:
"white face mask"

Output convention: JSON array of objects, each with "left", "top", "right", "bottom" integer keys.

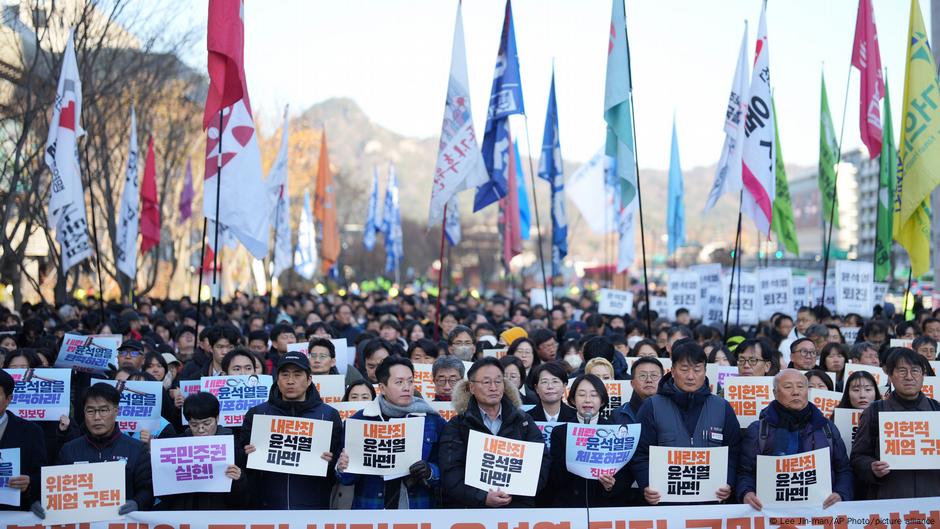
[
  {"left": 453, "top": 345, "right": 475, "bottom": 361},
  {"left": 565, "top": 354, "right": 582, "bottom": 369}
]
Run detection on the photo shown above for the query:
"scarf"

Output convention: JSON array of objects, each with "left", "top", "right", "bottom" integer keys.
[
  {"left": 890, "top": 391, "right": 925, "bottom": 411},
  {"left": 377, "top": 394, "right": 438, "bottom": 418},
  {"left": 771, "top": 400, "right": 813, "bottom": 431}
]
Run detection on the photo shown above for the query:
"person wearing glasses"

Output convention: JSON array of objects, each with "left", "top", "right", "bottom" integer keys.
[
  {"left": 308, "top": 337, "right": 366, "bottom": 386},
  {"left": 439, "top": 357, "right": 550, "bottom": 508},
  {"left": 612, "top": 357, "right": 664, "bottom": 425},
  {"left": 630, "top": 339, "right": 741, "bottom": 505},
  {"left": 788, "top": 338, "right": 819, "bottom": 371},
  {"left": 430, "top": 355, "right": 464, "bottom": 402},
  {"left": 33, "top": 383, "right": 152, "bottom": 518},
  {"left": 735, "top": 339, "right": 773, "bottom": 378},
  {"left": 117, "top": 339, "right": 146, "bottom": 371},
  {"left": 851, "top": 348, "right": 940, "bottom": 499},
  {"left": 527, "top": 362, "right": 576, "bottom": 423}
]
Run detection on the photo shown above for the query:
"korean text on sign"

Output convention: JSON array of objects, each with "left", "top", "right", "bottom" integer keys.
[
  {"left": 6, "top": 368, "right": 71, "bottom": 421},
  {"left": 41, "top": 461, "right": 124, "bottom": 524},
  {"left": 464, "top": 430, "right": 544, "bottom": 497},
  {"left": 756, "top": 447, "right": 832, "bottom": 505},
  {"left": 201, "top": 375, "right": 273, "bottom": 427},
  {"left": 648, "top": 446, "right": 728, "bottom": 503},
  {"left": 723, "top": 377, "right": 773, "bottom": 427},
  {"left": 344, "top": 417, "right": 424, "bottom": 477},
  {"left": 879, "top": 411, "right": 940, "bottom": 470},
  {"left": 151, "top": 435, "right": 234, "bottom": 496},
  {"left": 248, "top": 415, "right": 333, "bottom": 476},
  {"left": 54, "top": 333, "right": 120, "bottom": 374},
  {"left": 0, "top": 448, "right": 20, "bottom": 506},
  {"left": 564, "top": 423, "right": 640, "bottom": 480},
  {"left": 102, "top": 379, "right": 162, "bottom": 434}
]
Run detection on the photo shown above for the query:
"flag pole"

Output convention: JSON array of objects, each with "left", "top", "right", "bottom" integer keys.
[
  {"left": 268, "top": 195, "right": 282, "bottom": 324},
  {"left": 433, "top": 205, "right": 448, "bottom": 341},
  {"left": 820, "top": 66, "right": 854, "bottom": 310},
  {"left": 902, "top": 266, "right": 913, "bottom": 318},
  {"left": 522, "top": 115, "right": 551, "bottom": 307},
  {"left": 210, "top": 108, "right": 224, "bottom": 317},
  {"left": 195, "top": 217, "right": 207, "bottom": 327},
  {"left": 83, "top": 157, "right": 107, "bottom": 324},
  {"left": 724, "top": 191, "right": 744, "bottom": 337}
]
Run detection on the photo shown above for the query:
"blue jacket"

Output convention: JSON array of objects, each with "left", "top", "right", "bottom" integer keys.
[
  {"left": 737, "top": 401, "right": 853, "bottom": 503},
  {"left": 57, "top": 428, "right": 153, "bottom": 510},
  {"left": 336, "top": 399, "right": 446, "bottom": 509},
  {"left": 240, "top": 384, "right": 343, "bottom": 510}
]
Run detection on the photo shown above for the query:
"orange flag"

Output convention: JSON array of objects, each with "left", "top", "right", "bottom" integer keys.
[{"left": 315, "top": 131, "right": 340, "bottom": 274}]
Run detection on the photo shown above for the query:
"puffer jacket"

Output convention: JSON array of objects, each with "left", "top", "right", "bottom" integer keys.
[{"left": 57, "top": 428, "right": 153, "bottom": 510}]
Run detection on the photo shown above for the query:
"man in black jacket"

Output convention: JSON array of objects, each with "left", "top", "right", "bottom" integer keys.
[
  {"left": 439, "top": 357, "right": 550, "bottom": 508},
  {"left": 0, "top": 370, "right": 47, "bottom": 511}
]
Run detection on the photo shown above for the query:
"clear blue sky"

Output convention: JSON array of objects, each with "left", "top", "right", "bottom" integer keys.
[{"left": 171, "top": 0, "right": 916, "bottom": 171}]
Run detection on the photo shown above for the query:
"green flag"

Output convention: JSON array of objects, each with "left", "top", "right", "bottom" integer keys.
[
  {"left": 771, "top": 98, "right": 799, "bottom": 256},
  {"left": 874, "top": 81, "right": 896, "bottom": 281},
  {"left": 819, "top": 72, "right": 840, "bottom": 230}
]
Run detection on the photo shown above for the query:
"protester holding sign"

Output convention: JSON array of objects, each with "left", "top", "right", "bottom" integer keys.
[
  {"left": 737, "top": 369, "right": 852, "bottom": 509},
  {"left": 631, "top": 339, "right": 740, "bottom": 505},
  {"left": 612, "top": 357, "right": 663, "bottom": 425},
  {"left": 241, "top": 352, "right": 342, "bottom": 509},
  {"left": 439, "top": 357, "right": 549, "bottom": 508},
  {"left": 851, "top": 348, "right": 940, "bottom": 499},
  {"left": 335, "top": 356, "right": 445, "bottom": 509},
  {"left": 0, "top": 370, "right": 46, "bottom": 511}
]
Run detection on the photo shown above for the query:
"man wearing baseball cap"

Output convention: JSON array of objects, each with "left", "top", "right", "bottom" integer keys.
[
  {"left": 240, "top": 351, "right": 343, "bottom": 510},
  {"left": 117, "top": 340, "right": 145, "bottom": 371}
]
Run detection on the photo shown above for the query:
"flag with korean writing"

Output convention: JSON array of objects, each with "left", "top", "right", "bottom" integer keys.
[
  {"left": 879, "top": 411, "right": 940, "bottom": 469},
  {"left": 757, "top": 447, "right": 832, "bottom": 505},
  {"left": 41, "top": 461, "right": 124, "bottom": 524},
  {"left": 564, "top": 423, "right": 640, "bottom": 480},
  {"left": 723, "top": 376, "right": 773, "bottom": 427},
  {"left": 465, "top": 430, "right": 543, "bottom": 496},
  {"left": 344, "top": 417, "right": 424, "bottom": 478},
  {"left": 55, "top": 333, "right": 120, "bottom": 374},
  {"left": 248, "top": 415, "right": 333, "bottom": 477},
  {"left": 151, "top": 435, "right": 233, "bottom": 495},
  {"left": 101, "top": 379, "right": 162, "bottom": 434},
  {"left": 0, "top": 448, "right": 19, "bottom": 506},
  {"left": 648, "top": 446, "right": 728, "bottom": 503},
  {"left": 201, "top": 375, "right": 273, "bottom": 428},
  {"left": 7, "top": 368, "right": 70, "bottom": 421}
]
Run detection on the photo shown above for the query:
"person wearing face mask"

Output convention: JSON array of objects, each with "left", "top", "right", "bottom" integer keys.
[
  {"left": 447, "top": 325, "right": 476, "bottom": 362},
  {"left": 527, "top": 362, "right": 576, "bottom": 423},
  {"left": 540, "top": 374, "right": 635, "bottom": 507}
]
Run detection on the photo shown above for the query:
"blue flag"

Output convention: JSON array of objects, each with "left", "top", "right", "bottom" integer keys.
[
  {"left": 363, "top": 167, "right": 379, "bottom": 251},
  {"left": 382, "top": 163, "right": 403, "bottom": 274},
  {"left": 473, "top": 0, "right": 525, "bottom": 212},
  {"left": 293, "top": 191, "right": 318, "bottom": 280},
  {"left": 538, "top": 72, "right": 567, "bottom": 276},
  {"left": 667, "top": 118, "right": 685, "bottom": 256},
  {"left": 513, "top": 139, "right": 530, "bottom": 240}
]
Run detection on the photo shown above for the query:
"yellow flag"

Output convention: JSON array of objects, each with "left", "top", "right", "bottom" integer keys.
[{"left": 894, "top": 0, "right": 940, "bottom": 277}]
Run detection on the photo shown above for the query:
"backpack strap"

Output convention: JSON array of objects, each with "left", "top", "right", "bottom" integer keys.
[{"left": 757, "top": 419, "right": 769, "bottom": 454}]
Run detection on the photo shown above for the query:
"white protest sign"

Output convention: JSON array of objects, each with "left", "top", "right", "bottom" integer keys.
[
  {"left": 873, "top": 282, "right": 888, "bottom": 306},
  {"left": 311, "top": 375, "right": 345, "bottom": 404},
  {"left": 42, "top": 461, "right": 125, "bottom": 524},
  {"left": 723, "top": 376, "right": 773, "bottom": 427},
  {"left": 7, "top": 368, "right": 71, "bottom": 421},
  {"left": 601, "top": 380, "right": 633, "bottom": 421},
  {"left": 101, "top": 379, "right": 162, "bottom": 434},
  {"left": 706, "top": 364, "right": 739, "bottom": 395},
  {"left": 0, "top": 448, "right": 20, "bottom": 506},
  {"left": 201, "top": 375, "right": 273, "bottom": 428},
  {"left": 344, "top": 417, "right": 424, "bottom": 477},
  {"left": 648, "top": 446, "right": 728, "bottom": 503},
  {"left": 879, "top": 411, "right": 940, "bottom": 470},
  {"left": 693, "top": 263, "right": 724, "bottom": 326},
  {"left": 832, "top": 408, "right": 863, "bottom": 449},
  {"left": 248, "top": 415, "right": 333, "bottom": 476},
  {"left": 178, "top": 379, "right": 203, "bottom": 427},
  {"left": 668, "top": 270, "right": 701, "bottom": 319},
  {"left": 922, "top": 377, "right": 940, "bottom": 401},
  {"left": 331, "top": 401, "right": 369, "bottom": 422},
  {"left": 535, "top": 421, "right": 557, "bottom": 449},
  {"left": 841, "top": 327, "right": 860, "bottom": 345},
  {"left": 931, "top": 361, "right": 940, "bottom": 375},
  {"left": 890, "top": 338, "right": 914, "bottom": 349},
  {"left": 808, "top": 389, "right": 843, "bottom": 419},
  {"left": 843, "top": 363, "right": 887, "bottom": 392},
  {"left": 529, "top": 288, "right": 553, "bottom": 309},
  {"left": 413, "top": 362, "right": 437, "bottom": 400},
  {"left": 757, "top": 447, "right": 832, "bottom": 505},
  {"left": 565, "top": 423, "right": 641, "bottom": 480},
  {"left": 835, "top": 260, "right": 874, "bottom": 317},
  {"left": 598, "top": 288, "right": 634, "bottom": 316},
  {"left": 331, "top": 339, "right": 350, "bottom": 375},
  {"left": 151, "top": 435, "right": 234, "bottom": 496},
  {"left": 791, "top": 275, "right": 811, "bottom": 316},
  {"left": 758, "top": 267, "right": 792, "bottom": 321},
  {"left": 723, "top": 272, "right": 759, "bottom": 326},
  {"left": 286, "top": 342, "right": 308, "bottom": 355},
  {"left": 430, "top": 401, "right": 457, "bottom": 422},
  {"left": 55, "top": 334, "right": 120, "bottom": 374},
  {"left": 648, "top": 295, "right": 669, "bottom": 318},
  {"left": 464, "top": 429, "right": 544, "bottom": 496}
]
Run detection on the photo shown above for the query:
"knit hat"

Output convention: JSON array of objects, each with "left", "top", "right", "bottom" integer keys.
[{"left": 499, "top": 327, "right": 528, "bottom": 346}]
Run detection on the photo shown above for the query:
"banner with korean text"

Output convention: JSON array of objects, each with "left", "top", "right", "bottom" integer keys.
[
  {"left": 331, "top": 401, "right": 368, "bottom": 422},
  {"left": 598, "top": 288, "right": 634, "bottom": 316},
  {"left": 102, "top": 379, "right": 162, "bottom": 434},
  {"left": 6, "top": 368, "right": 70, "bottom": 421},
  {"left": 724, "top": 376, "right": 773, "bottom": 427},
  {"left": 833, "top": 407, "right": 863, "bottom": 448},
  {"left": 55, "top": 334, "right": 120, "bottom": 374},
  {"left": 464, "top": 429, "right": 544, "bottom": 496},
  {"left": 809, "top": 389, "right": 843, "bottom": 418},
  {"left": 41, "top": 461, "right": 124, "bottom": 524},
  {"left": 0, "top": 448, "right": 19, "bottom": 506},
  {"left": 535, "top": 421, "right": 556, "bottom": 448},
  {"left": 151, "top": 435, "right": 234, "bottom": 495},
  {"left": 201, "top": 375, "right": 273, "bottom": 427},
  {"left": 344, "top": 417, "right": 424, "bottom": 477},
  {"left": 564, "top": 423, "right": 640, "bottom": 479},
  {"left": 248, "top": 415, "right": 332, "bottom": 476},
  {"left": 648, "top": 446, "right": 728, "bottom": 503},
  {"left": 879, "top": 411, "right": 940, "bottom": 469},
  {"left": 757, "top": 447, "right": 832, "bottom": 505},
  {"left": 310, "top": 375, "right": 345, "bottom": 404}
]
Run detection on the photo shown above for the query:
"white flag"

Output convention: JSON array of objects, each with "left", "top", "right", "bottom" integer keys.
[
  {"left": 45, "top": 32, "right": 91, "bottom": 272},
  {"left": 428, "top": 3, "right": 489, "bottom": 227},
  {"left": 741, "top": 2, "right": 776, "bottom": 234},
  {"left": 204, "top": 99, "right": 271, "bottom": 258},
  {"left": 617, "top": 193, "right": 637, "bottom": 273},
  {"left": 567, "top": 148, "right": 618, "bottom": 234},
  {"left": 114, "top": 107, "right": 139, "bottom": 279},
  {"left": 445, "top": 195, "right": 461, "bottom": 246},
  {"left": 266, "top": 106, "right": 292, "bottom": 278},
  {"left": 294, "top": 191, "right": 318, "bottom": 280},
  {"left": 703, "top": 24, "right": 749, "bottom": 214}
]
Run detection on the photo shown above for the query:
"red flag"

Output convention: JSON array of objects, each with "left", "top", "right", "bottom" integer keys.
[
  {"left": 204, "top": 0, "right": 249, "bottom": 130},
  {"left": 851, "top": 0, "right": 883, "bottom": 158},
  {"left": 140, "top": 137, "right": 161, "bottom": 253},
  {"left": 499, "top": 130, "right": 523, "bottom": 270},
  {"left": 315, "top": 131, "right": 340, "bottom": 274}
]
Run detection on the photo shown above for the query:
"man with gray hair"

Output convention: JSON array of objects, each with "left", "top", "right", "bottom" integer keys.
[
  {"left": 431, "top": 356, "right": 465, "bottom": 402},
  {"left": 804, "top": 324, "right": 829, "bottom": 353},
  {"left": 850, "top": 341, "right": 881, "bottom": 367}
]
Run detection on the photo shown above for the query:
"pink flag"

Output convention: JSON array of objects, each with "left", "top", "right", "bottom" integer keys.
[
  {"left": 179, "top": 158, "right": 193, "bottom": 222},
  {"left": 140, "top": 137, "right": 161, "bottom": 254},
  {"left": 499, "top": 129, "right": 523, "bottom": 269},
  {"left": 851, "top": 0, "right": 883, "bottom": 159}
]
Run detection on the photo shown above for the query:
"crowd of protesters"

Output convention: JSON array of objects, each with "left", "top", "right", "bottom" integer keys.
[{"left": 0, "top": 288, "right": 938, "bottom": 514}]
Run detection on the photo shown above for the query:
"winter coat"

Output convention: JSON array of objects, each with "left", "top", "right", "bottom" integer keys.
[
  {"left": 439, "top": 379, "right": 550, "bottom": 508},
  {"left": 57, "top": 428, "right": 153, "bottom": 510},
  {"left": 737, "top": 401, "right": 853, "bottom": 502},
  {"left": 156, "top": 426, "right": 248, "bottom": 510},
  {"left": 0, "top": 411, "right": 47, "bottom": 510},
  {"left": 239, "top": 384, "right": 343, "bottom": 509},
  {"left": 527, "top": 402, "right": 578, "bottom": 423}
]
